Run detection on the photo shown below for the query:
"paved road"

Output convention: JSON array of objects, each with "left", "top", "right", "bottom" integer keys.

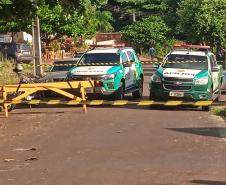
[{"left": 0, "top": 65, "right": 226, "bottom": 185}]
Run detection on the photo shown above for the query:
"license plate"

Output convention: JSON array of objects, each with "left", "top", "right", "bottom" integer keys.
[
  {"left": 85, "top": 88, "right": 94, "bottom": 93},
  {"left": 169, "top": 91, "right": 184, "bottom": 97}
]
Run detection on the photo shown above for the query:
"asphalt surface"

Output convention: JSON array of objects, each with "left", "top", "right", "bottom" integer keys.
[{"left": 0, "top": 63, "right": 226, "bottom": 185}]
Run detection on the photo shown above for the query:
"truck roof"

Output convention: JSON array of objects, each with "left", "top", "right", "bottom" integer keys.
[
  {"left": 87, "top": 47, "right": 133, "bottom": 54},
  {"left": 87, "top": 48, "right": 119, "bottom": 54},
  {"left": 169, "top": 50, "right": 209, "bottom": 56}
]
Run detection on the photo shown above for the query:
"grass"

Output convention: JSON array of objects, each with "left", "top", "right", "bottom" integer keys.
[
  {"left": 0, "top": 56, "right": 35, "bottom": 85},
  {"left": 212, "top": 107, "right": 226, "bottom": 117}
]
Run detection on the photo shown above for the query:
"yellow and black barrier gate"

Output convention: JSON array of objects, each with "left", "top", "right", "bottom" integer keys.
[
  {"left": 0, "top": 80, "right": 94, "bottom": 118},
  {"left": 1, "top": 99, "right": 226, "bottom": 118}
]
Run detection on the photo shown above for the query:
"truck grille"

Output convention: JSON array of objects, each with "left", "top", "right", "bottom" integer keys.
[
  {"left": 164, "top": 84, "right": 191, "bottom": 91},
  {"left": 71, "top": 75, "right": 101, "bottom": 81},
  {"left": 53, "top": 78, "right": 65, "bottom": 82},
  {"left": 163, "top": 78, "right": 193, "bottom": 83}
]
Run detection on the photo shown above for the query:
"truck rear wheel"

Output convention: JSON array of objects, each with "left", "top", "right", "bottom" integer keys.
[
  {"left": 216, "top": 82, "right": 222, "bottom": 102},
  {"left": 132, "top": 77, "right": 143, "bottom": 99}
]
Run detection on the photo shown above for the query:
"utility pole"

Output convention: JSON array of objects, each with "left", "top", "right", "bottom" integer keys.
[{"left": 32, "top": 15, "right": 42, "bottom": 77}]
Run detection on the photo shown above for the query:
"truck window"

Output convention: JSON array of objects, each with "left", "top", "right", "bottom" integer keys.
[
  {"left": 79, "top": 53, "right": 120, "bottom": 64},
  {"left": 122, "top": 52, "right": 128, "bottom": 63},
  {"left": 127, "top": 51, "right": 135, "bottom": 61},
  {"left": 163, "top": 54, "right": 208, "bottom": 70}
]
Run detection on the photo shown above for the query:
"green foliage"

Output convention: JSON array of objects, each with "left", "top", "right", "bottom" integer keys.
[
  {"left": 0, "top": 0, "right": 37, "bottom": 21},
  {"left": 117, "top": 0, "right": 167, "bottom": 14},
  {"left": 120, "top": 16, "right": 170, "bottom": 48},
  {"left": 0, "top": 0, "right": 107, "bottom": 21},
  {"left": 162, "top": 0, "right": 182, "bottom": 38},
  {"left": 177, "top": 0, "right": 226, "bottom": 46},
  {"left": 37, "top": 3, "right": 98, "bottom": 45},
  {"left": 212, "top": 107, "right": 226, "bottom": 117},
  {"left": 0, "top": 21, "right": 31, "bottom": 33},
  {"left": 0, "top": 55, "right": 17, "bottom": 85},
  {"left": 49, "top": 40, "right": 60, "bottom": 51},
  {"left": 155, "top": 38, "right": 180, "bottom": 56},
  {"left": 0, "top": 0, "right": 11, "bottom": 9},
  {"left": 0, "top": 0, "right": 108, "bottom": 46},
  {"left": 95, "top": 10, "right": 114, "bottom": 32}
]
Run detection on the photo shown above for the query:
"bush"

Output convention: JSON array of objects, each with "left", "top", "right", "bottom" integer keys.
[
  {"left": 0, "top": 57, "right": 17, "bottom": 85},
  {"left": 212, "top": 107, "right": 226, "bottom": 117},
  {"left": 0, "top": 54, "right": 35, "bottom": 85}
]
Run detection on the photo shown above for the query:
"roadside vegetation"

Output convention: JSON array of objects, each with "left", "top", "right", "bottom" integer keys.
[
  {"left": 0, "top": 55, "right": 35, "bottom": 85},
  {"left": 212, "top": 107, "right": 226, "bottom": 117},
  {"left": 0, "top": 0, "right": 225, "bottom": 56}
]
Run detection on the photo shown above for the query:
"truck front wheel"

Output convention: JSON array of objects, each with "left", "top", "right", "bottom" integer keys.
[
  {"left": 115, "top": 82, "right": 125, "bottom": 100},
  {"left": 202, "top": 88, "right": 213, "bottom": 111}
]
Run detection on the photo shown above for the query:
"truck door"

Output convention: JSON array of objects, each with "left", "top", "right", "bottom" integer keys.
[
  {"left": 122, "top": 52, "right": 133, "bottom": 89},
  {"left": 126, "top": 51, "right": 137, "bottom": 84},
  {"left": 210, "top": 55, "right": 220, "bottom": 91}
]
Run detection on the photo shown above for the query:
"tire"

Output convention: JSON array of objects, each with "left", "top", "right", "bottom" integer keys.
[
  {"left": 202, "top": 88, "right": 213, "bottom": 111},
  {"left": 115, "top": 81, "right": 125, "bottom": 100},
  {"left": 149, "top": 90, "right": 161, "bottom": 109},
  {"left": 132, "top": 77, "right": 143, "bottom": 99},
  {"left": 216, "top": 82, "right": 222, "bottom": 102}
]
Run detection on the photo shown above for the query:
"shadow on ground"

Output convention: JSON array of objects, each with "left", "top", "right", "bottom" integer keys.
[
  {"left": 189, "top": 180, "right": 226, "bottom": 185},
  {"left": 166, "top": 127, "right": 226, "bottom": 138}
]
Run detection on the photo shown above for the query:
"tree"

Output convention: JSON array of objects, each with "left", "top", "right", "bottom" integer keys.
[
  {"left": 120, "top": 16, "right": 170, "bottom": 48},
  {"left": 177, "top": 0, "right": 226, "bottom": 47},
  {"left": 162, "top": 0, "right": 182, "bottom": 39},
  {"left": 116, "top": 0, "right": 167, "bottom": 18},
  {"left": 0, "top": 0, "right": 107, "bottom": 21},
  {"left": 0, "top": 1, "right": 112, "bottom": 46},
  {"left": 38, "top": 4, "right": 97, "bottom": 46},
  {"left": 94, "top": 10, "right": 114, "bottom": 32}
]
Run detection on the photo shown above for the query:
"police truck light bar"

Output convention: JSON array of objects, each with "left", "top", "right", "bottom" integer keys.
[
  {"left": 173, "top": 43, "right": 210, "bottom": 49},
  {"left": 90, "top": 44, "right": 125, "bottom": 48}
]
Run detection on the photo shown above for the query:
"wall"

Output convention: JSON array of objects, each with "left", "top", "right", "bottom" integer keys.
[{"left": 94, "top": 32, "right": 137, "bottom": 50}]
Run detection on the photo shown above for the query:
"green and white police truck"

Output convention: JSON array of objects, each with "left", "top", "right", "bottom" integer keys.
[
  {"left": 149, "top": 44, "right": 223, "bottom": 111},
  {"left": 67, "top": 44, "right": 144, "bottom": 100}
]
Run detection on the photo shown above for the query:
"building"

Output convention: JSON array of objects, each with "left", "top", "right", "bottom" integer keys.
[{"left": 0, "top": 32, "right": 32, "bottom": 43}]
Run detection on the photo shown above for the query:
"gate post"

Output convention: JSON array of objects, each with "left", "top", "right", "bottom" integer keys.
[
  {"left": 80, "top": 82, "right": 87, "bottom": 114},
  {"left": 2, "top": 86, "right": 8, "bottom": 118}
]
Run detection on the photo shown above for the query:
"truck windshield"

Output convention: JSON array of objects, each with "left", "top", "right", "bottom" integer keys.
[
  {"left": 162, "top": 54, "right": 208, "bottom": 70},
  {"left": 79, "top": 53, "right": 120, "bottom": 64}
]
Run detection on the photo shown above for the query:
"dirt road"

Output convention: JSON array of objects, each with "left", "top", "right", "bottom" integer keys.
[{"left": 0, "top": 64, "right": 226, "bottom": 185}]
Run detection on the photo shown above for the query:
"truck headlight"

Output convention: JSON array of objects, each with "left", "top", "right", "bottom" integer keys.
[
  {"left": 151, "top": 74, "right": 161, "bottom": 83},
  {"left": 195, "top": 76, "right": 208, "bottom": 85},
  {"left": 101, "top": 73, "right": 117, "bottom": 80}
]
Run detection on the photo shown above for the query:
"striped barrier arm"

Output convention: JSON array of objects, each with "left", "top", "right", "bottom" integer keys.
[{"left": 1, "top": 100, "right": 226, "bottom": 106}]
